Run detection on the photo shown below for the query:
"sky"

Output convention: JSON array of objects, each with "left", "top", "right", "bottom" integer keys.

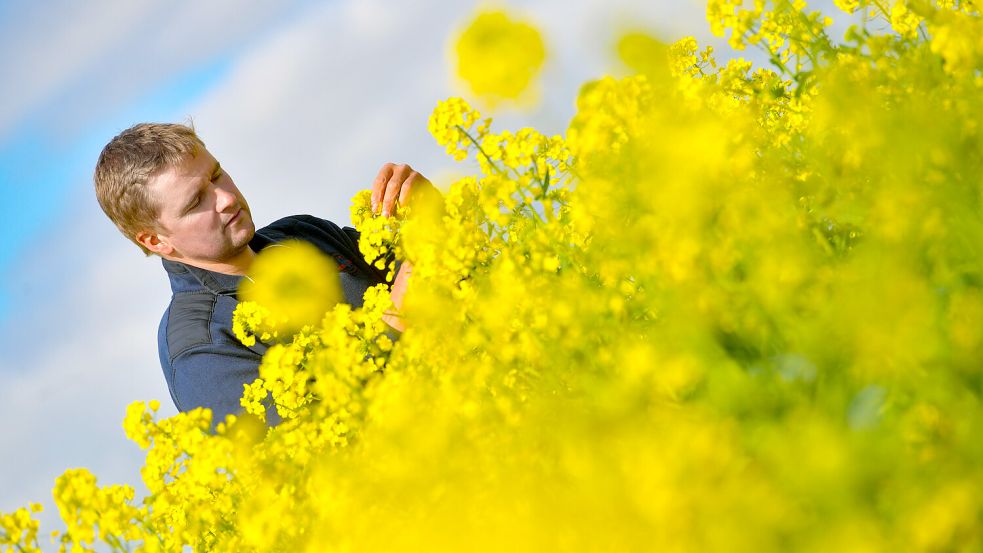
[{"left": 0, "top": 0, "right": 846, "bottom": 541}]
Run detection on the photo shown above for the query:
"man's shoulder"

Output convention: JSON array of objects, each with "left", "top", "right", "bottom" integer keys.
[
  {"left": 258, "top": 214, "right": 350, "bottom": 240},
  {"left": 158, "top": 291, "right": 221, "bottom": 363}
]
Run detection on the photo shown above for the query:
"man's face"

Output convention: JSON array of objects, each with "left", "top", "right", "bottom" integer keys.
[{"left": 145, "top": 147, "right": 255, "bottom": 265}]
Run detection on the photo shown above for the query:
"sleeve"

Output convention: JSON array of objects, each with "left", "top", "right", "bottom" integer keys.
[{"left": 167, "top": 343, "right": 279, "bottom": 427}]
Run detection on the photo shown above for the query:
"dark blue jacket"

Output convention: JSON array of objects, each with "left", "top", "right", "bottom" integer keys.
[{"left": 157, "top": 215, "right": 389, "bottom": 424}]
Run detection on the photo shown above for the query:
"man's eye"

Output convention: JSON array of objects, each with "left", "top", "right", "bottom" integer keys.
[{"left": 212, "top": 171, "right": 223, "bottom": 181}]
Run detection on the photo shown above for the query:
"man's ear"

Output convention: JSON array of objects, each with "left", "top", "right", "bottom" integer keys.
[{"left": 135, "top": 229, "right": 174, "bottom": 256}]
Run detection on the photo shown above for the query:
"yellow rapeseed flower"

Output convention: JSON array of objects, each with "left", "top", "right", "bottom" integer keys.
[
  {"left": 454, "top": 9, "right": 546, "bottom": 106},
  {"left": 427, "top": 97, "right": 490, "bottom": 162},
  {"left": 890, "top": 1, "right": 924, "bottom": 39}
]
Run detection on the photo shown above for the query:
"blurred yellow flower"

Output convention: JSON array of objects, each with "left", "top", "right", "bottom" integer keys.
[
  {"left": 454, "top": 9, "right": 546, "bottom": 105},
  {"left": 617, "top": 32, "right": 672, "bottom": 81},
  {"left": 929, "top": 9, "right": 983, "bottom": 75},
  {"left": 833, "top": 0, "right": 863, "bottom": 13},
  {"left": 238, "top": 240, "right": 342, "bottom": 336}
]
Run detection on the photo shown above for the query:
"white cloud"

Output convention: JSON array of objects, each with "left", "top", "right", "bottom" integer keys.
[{"left": 0, "top": 0, "right": 312, "bottom": 144}]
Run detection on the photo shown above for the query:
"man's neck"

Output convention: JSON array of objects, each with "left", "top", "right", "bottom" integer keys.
[{"left": 168, "top": 246, "right": 257, "bottom": 276}]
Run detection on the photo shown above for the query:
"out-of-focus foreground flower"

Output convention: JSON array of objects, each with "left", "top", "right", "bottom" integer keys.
[{"left": 453, "top": 9, "right": 546, "bottom": 107}]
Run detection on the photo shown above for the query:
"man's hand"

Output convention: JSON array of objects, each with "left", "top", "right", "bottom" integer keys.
[
  {"left": 371, "top": 162, "right": 433, "bottom": 217},
  {"left": 369, "top": 162, "right": 437, "bottom": 333}
]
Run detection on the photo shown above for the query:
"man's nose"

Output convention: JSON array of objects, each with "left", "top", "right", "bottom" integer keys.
[{"left": 214, "top": 185, "right": 238, "bottom": 212}]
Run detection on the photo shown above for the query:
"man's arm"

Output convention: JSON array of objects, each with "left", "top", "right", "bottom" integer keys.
[{"left": 382, "top": 262, "right": 412, "bottom": 332}]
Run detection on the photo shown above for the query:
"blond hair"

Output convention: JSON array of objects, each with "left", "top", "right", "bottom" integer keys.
[{"left": 94, "top": 122, "right": 205, "bottom": 255}]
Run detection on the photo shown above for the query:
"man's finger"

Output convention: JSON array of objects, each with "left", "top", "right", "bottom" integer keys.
[
  {"left": 372, "top": 163, "right": 395, "bottom": 213},
  {"left": 382, "top": 164, "right": 410, "bottom": 217},
  {"left": 399, "top": 172, "right": 425, "bottom": 207}
]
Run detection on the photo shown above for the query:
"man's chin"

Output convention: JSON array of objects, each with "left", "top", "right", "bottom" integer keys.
[
  {"left": 234, "top": 218, "right": 256, "bottom": 244},
  {"left": 243, "top": 211, "right": 256, "bottom": 232}
]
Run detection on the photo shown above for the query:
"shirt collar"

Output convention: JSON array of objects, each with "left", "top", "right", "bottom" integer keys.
[
  {"left": 160, "top": 228, "right": 287, "bottom": 296},
  {"left": 162, "top": 257, "right": 243, "bottom": 296}
]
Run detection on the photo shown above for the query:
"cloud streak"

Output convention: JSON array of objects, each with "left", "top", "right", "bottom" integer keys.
[{"left": 0, "top": 0, "right": 314, "bottom": 144}]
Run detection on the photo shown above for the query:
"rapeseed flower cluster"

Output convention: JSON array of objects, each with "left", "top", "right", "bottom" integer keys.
[
  {"left": 426, "top": 96, "right": 491, "bottom": 161},
  {"left": 0, "top": 503, "right": 42, "bottom": 553},
  {"left": 5, "top": 1, "right": 983, "bottom": 551}
]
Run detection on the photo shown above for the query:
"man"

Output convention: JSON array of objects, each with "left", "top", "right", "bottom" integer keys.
[{"left": 93, "top": 122, "right": 426, "bottom": 423}]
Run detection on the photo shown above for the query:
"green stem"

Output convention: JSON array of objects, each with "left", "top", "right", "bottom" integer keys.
[
  {"left": 793, "top": 7, "right": 835, "bottom": 53},
  {"left": 455, "top": 125, "right": 506, "bottom": 176},
  {"left": 139, "top": 519, "right": 167, "bottom": 550},
  {"left": 754, "top": 39, "right": 792, "bottom": 76},
  {"left": 869, "top": 0, "right": 891, "bottom": 19},
  {"left": 917, "top": 24, "right": 929, "bottom": 42}
]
